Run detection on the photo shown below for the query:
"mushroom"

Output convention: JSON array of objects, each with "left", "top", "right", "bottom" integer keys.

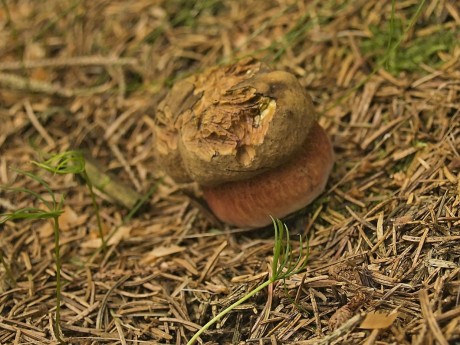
[{"left": 154, "top": 58, "right": 334, "bottom": 228}]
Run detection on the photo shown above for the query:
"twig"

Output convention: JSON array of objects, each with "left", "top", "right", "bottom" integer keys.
[
  {"left": 0, "top": 72, "right": 112, "bottom": 97},
  {"left": 0, "top": 72, "right": 74, "bottom": 97},
  {"left": 83, "top": 155, "right": 141, "bottom": 210},
  {"left": 0, "top": 56, "right": 137, "bottom": 70},
  {"left": 24, "top": 100, "right": 55, "bottom": 147}
]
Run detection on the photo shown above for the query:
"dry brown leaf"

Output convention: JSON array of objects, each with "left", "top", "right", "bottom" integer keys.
[
  {"left": 58, "top": 206, "right": 88, "bottom": 231},
  {"left": 37, "top": 221, "right": 54, "bottom": 238},
  {"left": 81, "top": 226, "right": 131, "bottom": 248},
  {"left": 37, "top": 206, "right": 88, "bottom": 237},
  {"left": 359, "top": 310, "right": 399, "bottom": 329},
  {"left": 140, "top": 245, "right": 186, "bottom": 264}
]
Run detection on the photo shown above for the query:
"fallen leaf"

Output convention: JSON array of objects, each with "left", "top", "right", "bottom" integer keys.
[
  {"left": 58, "top": 206, "right": 88, "bottom": 231},
  {"left": 37, "top": 206, "right": 88, "bottom": 238},
  {"left": 359, "top": 310, "right": 398, "bottom": 329},
  {"left": 81, "top": 226, "right": 131, "bottom": 248},
  {"left": 140, "top": 245, "right": 185, "bottom": 264},
  {"left": 38, "top": 221, "right": 53, "bottom": 238}
]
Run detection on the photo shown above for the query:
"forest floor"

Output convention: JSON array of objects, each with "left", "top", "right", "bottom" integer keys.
[{"left": 1, "top": 0, "right": 459, "bottom": 344}]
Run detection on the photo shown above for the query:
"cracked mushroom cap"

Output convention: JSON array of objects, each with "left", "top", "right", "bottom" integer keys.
[{"left": 154, "top": 58, "right": 316, "bottom": 186}]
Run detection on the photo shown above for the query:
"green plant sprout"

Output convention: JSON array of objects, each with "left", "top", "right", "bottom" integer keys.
[
  {"left": 33, "top": 150, "right": 107, "bottom": 250},
  {"left": 186, "top": 217, "right": 308, "bottom": 345},
  {"left": 0, "top": 169, "right": 65, "bottom": 343},
  {"left": 0, "top": 150, "right": 107, "bottom": 344}
]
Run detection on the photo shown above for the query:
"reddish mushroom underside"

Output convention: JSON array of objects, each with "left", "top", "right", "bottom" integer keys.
[{"left": 202, "top": 122, "right": 334, "bottom": 228}]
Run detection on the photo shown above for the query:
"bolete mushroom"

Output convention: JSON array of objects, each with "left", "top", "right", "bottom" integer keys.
[{"left": 154, "top": 58, "right": 334, "bottom": 228}]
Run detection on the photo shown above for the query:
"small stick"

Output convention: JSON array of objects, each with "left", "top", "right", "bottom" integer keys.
[
  {"left": 0, "top": 72, "right": 73, "bottom": 97},
  {"left": 83, "top": 155, "right": 141, "bottom": 209},
  {"left": 0, "top": 72, "right": 112, "bottom": 97},
  {"left": 24, "top": 100, "right": 55, "bottom": 147},
  {"left": 0, "top": 56, "right": 136, "bottom": 70}
]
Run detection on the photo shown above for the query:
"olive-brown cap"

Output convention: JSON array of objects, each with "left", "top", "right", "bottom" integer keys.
[{"left": 154, "top": 58, "right": 316, "bottom": 186}]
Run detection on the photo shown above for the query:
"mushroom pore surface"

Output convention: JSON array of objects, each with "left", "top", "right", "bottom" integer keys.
[{"left": 202, "top": 122, "right": 334, "bottom": 228}]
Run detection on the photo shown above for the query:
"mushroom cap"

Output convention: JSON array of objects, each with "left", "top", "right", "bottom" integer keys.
[
  {"left": 202, "top": 122, "right": 334, "bottom": 228},
  {"left": 154, "top": 78, "right": 198, "bottom": 183},
  {"left": 154, "top": 58, "right": 316, "bottom": 186}
]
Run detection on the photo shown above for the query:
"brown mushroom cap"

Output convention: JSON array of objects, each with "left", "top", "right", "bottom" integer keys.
[
  {"left": 154, "top": 78, "right": 198, "bottom": 183},
  {"left": 154, "top": 58, "right": 316, "bottom": 186},
  {"left": 202, "top": 122, "right": 334, "bottom": 228}
]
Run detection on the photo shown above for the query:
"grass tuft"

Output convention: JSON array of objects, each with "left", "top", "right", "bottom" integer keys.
[
  {"left": 362, "top": 0, "right": 455, "bottom": 75},
  {"left": 186, "top": 217, "right": 308, "bottom": 345}
]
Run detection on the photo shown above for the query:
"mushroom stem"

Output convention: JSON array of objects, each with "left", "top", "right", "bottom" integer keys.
[{"left": 202, "top": 122, "right": 334, "bottom": 228}]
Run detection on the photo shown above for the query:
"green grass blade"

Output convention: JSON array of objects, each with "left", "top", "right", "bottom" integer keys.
[
  {"left": 271, "top": 217, "right": 283, "bottom": 278},
  {"left": 13, "top": 168, "right": 58, "bottom": 206},
  {"left": 124, "top": 180, "right": 161, "bottom": 222},
  {"left": 1, "top": 207, "right": 63, "bottom": 222},
  {"left": 292, "top": 235, "right": 308, "bottom": 274},
  {"left": 33, "top": 150, "right": 85, "bottom": 175},
  {"left": 52, "top": 215, "right": 65, "bottom": 343},
  {"left": 1, "top": 186, "right": 53, "bottom": 209},
  {"left": 186, "top": 279, "right": 272, "bottom": 345},
  {"left": 81, "top": 171, "right": 106, "bottom": 251}
]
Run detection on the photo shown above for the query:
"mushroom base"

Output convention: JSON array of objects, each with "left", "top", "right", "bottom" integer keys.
[{"left": 202, "top": 122, "right": 334, "bottom": 228}]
